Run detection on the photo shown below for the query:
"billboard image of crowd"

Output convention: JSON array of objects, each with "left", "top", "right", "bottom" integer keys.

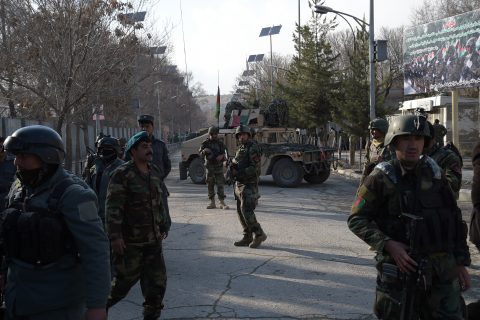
[{"left": 404, "top": 9, "right": 480, "bottom": 95}]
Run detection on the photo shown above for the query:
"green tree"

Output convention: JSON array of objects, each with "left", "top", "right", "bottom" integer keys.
[{"left": 278, "top": 16, "right": 338, "bottom": 129}]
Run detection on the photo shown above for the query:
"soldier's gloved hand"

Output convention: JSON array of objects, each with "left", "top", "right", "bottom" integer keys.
[
  {"left": 384, "top": 240, "right": 418, "bottom": 274},
  {"left": 161, "top": 231, "right": 168, "bottom": 240},
  {"left": 111, "top": 238, "right": 126, "bottom": 255},
  {"left": 216, "top": 154, "right": 225, "bottom": 162},
  {"left": 203, "top": 148, "right": 211, "bottom": 155},
  {"left": 85, "top": 308, "right": 107, "bottom": 320}
]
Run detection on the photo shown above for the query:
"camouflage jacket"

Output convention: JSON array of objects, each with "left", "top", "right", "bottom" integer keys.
[
  {"left": 233, "top": 139, "right": 261, "bottom": 184},
  {"left": 106, "top": 161, "right": 171, "bottom": 245},
  {"left": 428, "top": 144, "right": 462, "bottom": 197},
  {"left": 364, "top": 139, "right": 394, "bottom": 166},
  {"left": 349, "top": 157, "right": 470, "bottom": 266},
  {"left": 199, "top": 138, "right": 225, "bottom": 167}
]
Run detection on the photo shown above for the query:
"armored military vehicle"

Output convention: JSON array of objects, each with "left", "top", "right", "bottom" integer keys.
[{"left": 179, "top": 105, "right": 334, "bottom": 188}]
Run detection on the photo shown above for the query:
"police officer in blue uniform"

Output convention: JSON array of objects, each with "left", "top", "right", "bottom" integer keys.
[{"left": 1, "top": 125, "right": 111, "bottom": 320}]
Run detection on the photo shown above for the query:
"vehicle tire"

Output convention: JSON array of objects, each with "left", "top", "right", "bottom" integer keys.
[
  {"left": 188, "top": 158, "right": 205, "bottom": 184},
  {"left": 272, "top": 158, "right": 304, "bottom": 188},
  {"left": 304, "top": 169, "right": 331, "bottom": 184},
  {"left": 179, "top": 162, "right": 188, "bottom": 180}
]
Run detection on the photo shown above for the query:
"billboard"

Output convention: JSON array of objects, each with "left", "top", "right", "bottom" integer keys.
[{"left": 403, "top": 9, "right": 480, "bottom": 95}]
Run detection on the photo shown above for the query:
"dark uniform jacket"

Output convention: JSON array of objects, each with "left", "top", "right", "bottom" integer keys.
[
  {"left": 349, "top": 157, "right": 470, "bottom": 267},
  {"left": 85, "top": 158, "right": 124, "bottom": 225},
  {"left": 4, "top": 166, "right": 111, "bottom": 315},
  {"left": 0, "top": 154, "right": 16, "bottom": 211},
  {"left": 106, "top": 161, "right": 171, "bottom": 245},
  {"left": 152, "top": 137, "right": 171, "bottom": 180}
]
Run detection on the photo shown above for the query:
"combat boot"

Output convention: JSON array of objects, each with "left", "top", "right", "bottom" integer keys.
[
  {"left": 249, "top": 231, "right": 267, "bottom": 248},
  {"left": 206, "top": 197, "right": 216, "bottom": 209},
  {"left": 219, "top": 199, "right": 229, "bottom": 209},
  {"left": 234, "top": 233, "right": 253, "bottom": 246}
]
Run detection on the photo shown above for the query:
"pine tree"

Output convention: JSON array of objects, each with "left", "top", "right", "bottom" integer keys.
[{"left": 278, "top": 16, "right": 339, "bottom": 129}]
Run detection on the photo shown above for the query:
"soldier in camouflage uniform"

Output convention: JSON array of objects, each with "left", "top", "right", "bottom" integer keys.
[
  {"left": 106, "top": 131, "right": 171, "bottom": 320},
  {"left": 426, "top": 121, "right": 463, "bottom": 199},
  {"left": 231, "top": 125, "right": 267, "bottom": 248},
  {"left": 349, "top": 115, "right": 471, "bottom": 319},
  {"left": 199, "top": 126, "right": 228, "bottom": 209},
  {"left": 137, "top": 114, "right": 172, "bottom": 223},
  {"left": 361, "top": 118, "right": 394, "bottom": 185}
]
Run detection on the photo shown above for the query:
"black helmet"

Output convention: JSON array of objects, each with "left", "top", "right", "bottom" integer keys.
[
  {"left": 384, "top": 115, "right": 430, "bottom": 147},
  {"left": 208, "top": 126, "right": 219, "bottom": 135},
  {"left": 368, "top": 118, "right": 389, "bottom": 133},
  {"left": 4, "top": 125, "right": 65, "bottom": 164},
  {"left": 98, "top": 137, "right": 121, "bottom": 154},
  {"left": 235, "top": 124, "right": 251, "bottom": 138}
]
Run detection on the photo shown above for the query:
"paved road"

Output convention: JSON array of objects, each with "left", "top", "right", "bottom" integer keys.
[{"left": 108, "top": 154, "right": 480, "bottom": 320}]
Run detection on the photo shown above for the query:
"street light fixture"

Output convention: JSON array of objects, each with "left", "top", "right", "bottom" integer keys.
[
  {"left": 259, "top": 25, "right": 282, "bottom": 97},
  {"left": 153, "top": 80, "right": 162, "bottom": 139},
  {"left": 315, "top": 2, "right": 378, "bottom": 121}
]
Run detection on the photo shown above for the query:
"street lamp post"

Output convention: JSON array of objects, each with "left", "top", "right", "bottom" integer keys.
[
  {"left": 259, "top": 25, "right": 282, "bottom": 97},
  {"left": 153, "top": 80, "right": 162, "bottom": 139},
  {"left": 315, "top": 2, "right": 378, "bottom": 121}
]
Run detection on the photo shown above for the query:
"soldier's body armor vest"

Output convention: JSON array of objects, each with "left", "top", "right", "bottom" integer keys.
[
  {"left": 202, "top": 139, "right": 224, "bottom": 166},
  {"left": 374, "top": 157, "right": 464, "bottom": 255},
  {"left": 1, "top": 178, "right": 77, "bottom": 266}
]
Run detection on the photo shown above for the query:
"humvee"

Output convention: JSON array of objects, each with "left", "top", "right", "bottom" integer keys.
[{"left": 179, "top": 108, "right": 334, "bottom": 188}]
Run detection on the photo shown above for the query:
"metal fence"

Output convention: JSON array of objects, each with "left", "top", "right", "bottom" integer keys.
[{"left": 0, "top": 117, "right": 138, "bottom": 175}]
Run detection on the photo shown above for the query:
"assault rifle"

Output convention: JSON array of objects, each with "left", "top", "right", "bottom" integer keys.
[
  {"left": 382, "top": 213, "right": 428, "bottom": 320},
  {"left": 224, "top": 150, "right": 237, "bottom": 186},
  {"left": 399, "top": 213, "right": 428, "bottom": 320}
]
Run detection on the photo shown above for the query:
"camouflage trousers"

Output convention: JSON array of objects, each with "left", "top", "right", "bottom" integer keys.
[
  {"left": 375, "top": 254, "right": 464, "bottom": 320},
  {"left": 234, "top": 182, "right": 263, "bottom": 236},
  {"left": 206, "top": 165, "right": 225, "bottom": 200},
  {"left": 108, "top": 242, "right": 167, "bottom": 319}
]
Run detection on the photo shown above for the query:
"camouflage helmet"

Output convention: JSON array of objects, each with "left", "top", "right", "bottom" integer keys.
[
  {"left": 235, "top": 124, "right": 251, "bottom": 138},
  {"left": 208, "top": 126, "right": 219, "bottom": 135},
  {"left": 384, "top": 114, "right": 430, "bottom": 147},
  {"left": 4, "top": 125, "right": 65, "bottom": 164},
  {"left": 368, "top": 118, "right": 389, "bottom": 133}
]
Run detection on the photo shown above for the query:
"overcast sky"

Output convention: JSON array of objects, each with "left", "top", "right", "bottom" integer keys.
[{"left": 147, "top": 0, "right": 421, "bottom": 95}]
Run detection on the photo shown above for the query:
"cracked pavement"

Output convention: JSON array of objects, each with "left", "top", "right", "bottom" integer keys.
[{"left": 107, "top": 152, "right": 480, "bottom": 319}]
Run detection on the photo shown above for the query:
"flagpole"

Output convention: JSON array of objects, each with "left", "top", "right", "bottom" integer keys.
[{"left": 217, "top": 70, "right": 220, "bottom": 128}]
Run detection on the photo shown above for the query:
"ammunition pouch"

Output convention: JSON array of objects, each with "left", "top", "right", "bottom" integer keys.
[
  {"left": 0, "top": 177, "right": 78, "bottom": 266},
  {"left": 1, "top": 208, "right": 76, "bottom": 266}
]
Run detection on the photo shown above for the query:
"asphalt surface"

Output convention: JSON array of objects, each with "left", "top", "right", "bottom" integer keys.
[{"left": 107, "top": 153, "right": 480, "bottom": 319}]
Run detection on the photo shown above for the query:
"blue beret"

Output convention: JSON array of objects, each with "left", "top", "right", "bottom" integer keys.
[{"left": 126, "top": 131, "right": 151, "bottom": 154}]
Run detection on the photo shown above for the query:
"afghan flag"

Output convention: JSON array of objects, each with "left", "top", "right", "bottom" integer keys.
[{"left": 214, "top": 86, "right": 220, "bottom": 119}]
